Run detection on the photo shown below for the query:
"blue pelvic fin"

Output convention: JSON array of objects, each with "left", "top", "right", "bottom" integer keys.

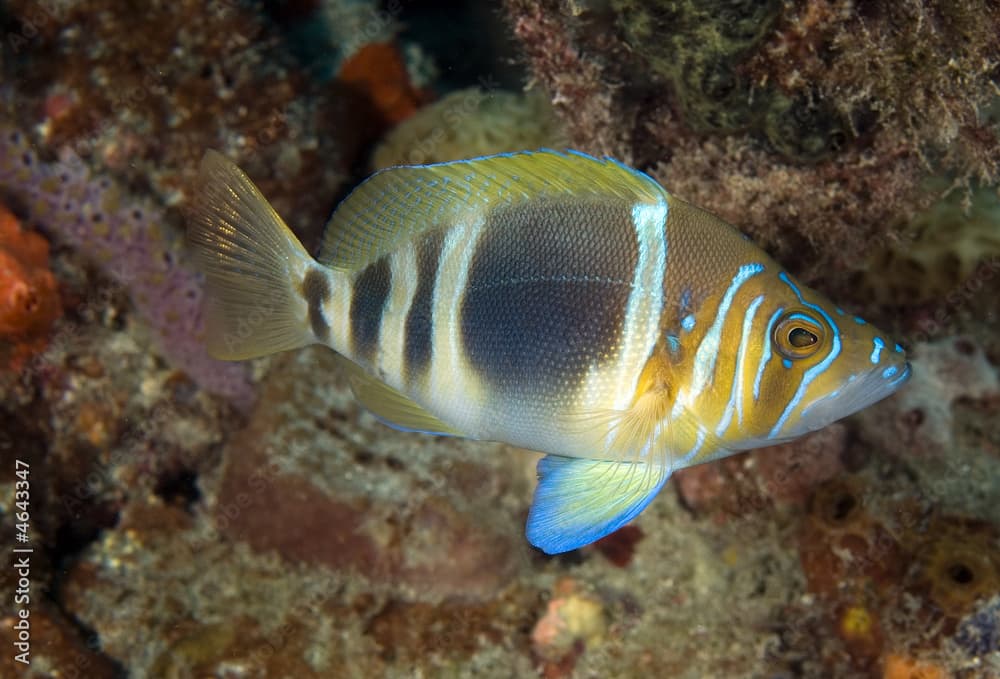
[{"left": 526, "top": 455, "right": 671, "bottom": 554}]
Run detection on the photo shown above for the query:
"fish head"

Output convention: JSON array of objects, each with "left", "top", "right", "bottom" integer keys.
[{"left": 741, "top": 270, "right": 911, "bottom": 445}]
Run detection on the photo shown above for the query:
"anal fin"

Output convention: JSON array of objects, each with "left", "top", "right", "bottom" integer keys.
[
  {"left": 337, "top": 358, "right": 463, "bottom": 437},
  {"left": 526, "top": 455, "right": 671, "bottom": 554}
]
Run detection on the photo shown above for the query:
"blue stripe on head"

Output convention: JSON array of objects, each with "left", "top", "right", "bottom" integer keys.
[
  {"left": 769, "top": 272, "right": 842, "bottom": 438},
  {"left": 681, "top": 314, "right": 695, "bottom": 332},
  {"left": 870, "top": 337, "right": 885, "bottom": 364},
  {"left": 854, "top": 316, "right": 866, "bottom": 325},
  {"left": 689, "top": 263, "right": 765, "bottom": 398},
  {"left": 753, "top": 307, "right": 783, "bottom": 401},
  {"left": 719, "top": 294, "right": 765, "bottom": 435},
  {"left": 894, "top": 343, "right": 904, "bottom": 353}
]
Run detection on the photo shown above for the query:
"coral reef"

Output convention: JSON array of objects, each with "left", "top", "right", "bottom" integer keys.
[
  {"left": 7, "top": 332, "right": 997, "bottom": 677},
  {"left": 499, "top": 11, "right": 1000, "bottom": 671},
  {"left": 0, "top": 0, "right": 414, "bottom": 409},
  {"left": 208, "top": 347, "right": 533, "bottom": 600},
  {"left": 0, "top": 600, "right": 121, "bottom": 677},
  {"left": 0, "top": 203, "right": 60, "bottom": 371},
  {"left": 0, "top": 1, "right": 997, "bottom": 677},
  {"left": 531, "top": 578, "right": 606, "bottom": 676},
  {"left": 272, "top": 0, "right": 400, "bottom": 81},
  {"left": 504, "top": 0, "right": 1000, "bottom": 289},
  {"left": 748, "top": 1, "right": 1000, "bottom": 182},
  {"left": 611, "top": 0, "right": 844, "bottom": 160},
  {"left": 883, "top": 653, "right": 949, "bottom": 679},
  {"left": 506, "top": 2, "right": 631, "bottom": 162},
  {"left": 871, "top": 336, "right": 1000, "bottom": 456},
  {"left": 0, "top": 125, "right": 255, "bottom": 409},
  {"left": 863, "top": 182, "right": 1000, "bottom": 304},
  {"left": 371, "top": 88, "right": 566, "bottom": 169},
  {"left": 592, "top": 524, "right": 644, "bottom": 568},
  {"left": 674, "top": 423, "right": 847, "bottom": 518},
  {"left": 856, "top": 336, "right": 1000, "bottom": 527},
  {"left": 0, "top": 247, "right": 235, "bottom": 677},
  {"left": 797, "top": 473, "right": 1000, "bottom": 675},
  {"left": 48, "top": 346, "right": 538, "bottom": 675},
  {"left": 338, "top": 42, "right": 428, "bottom": 128},
  {"left": 1, "top": 0, "right": 355, "bottom": 247}
]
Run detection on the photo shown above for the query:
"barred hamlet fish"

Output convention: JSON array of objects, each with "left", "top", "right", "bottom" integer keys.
[{"left": 188, "top": 149, "right": 911, "bottom": 554}]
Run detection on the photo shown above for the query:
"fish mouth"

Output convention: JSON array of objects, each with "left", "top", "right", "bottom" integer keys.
[{"left": 794, "top": 360, "right": 913, "bottom": 434}]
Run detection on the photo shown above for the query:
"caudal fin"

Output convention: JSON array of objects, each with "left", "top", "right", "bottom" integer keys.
[{"left": 187, "top": 150, "right": 317, "bottom": 360}]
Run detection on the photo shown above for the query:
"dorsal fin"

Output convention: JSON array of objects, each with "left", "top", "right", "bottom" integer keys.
[{"left": 317, "top": 149, "right": 666, "bottom": 271}]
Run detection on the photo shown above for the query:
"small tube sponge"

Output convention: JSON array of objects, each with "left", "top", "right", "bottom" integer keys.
[{"left": 0, "top": 123, "right": 254, "bottom": 411}]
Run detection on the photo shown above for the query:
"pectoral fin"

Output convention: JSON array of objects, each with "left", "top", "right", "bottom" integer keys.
[{"left": 526, "top": 455, "right": 671, "bottom": 555}]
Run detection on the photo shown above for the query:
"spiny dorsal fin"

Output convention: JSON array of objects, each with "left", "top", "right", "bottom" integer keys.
[{"left": 317, "top": 150, "right": 666, "bottom": 271}]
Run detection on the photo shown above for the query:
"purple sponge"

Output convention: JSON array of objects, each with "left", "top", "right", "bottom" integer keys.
[{"left": 0, "top": 124, "right": 255, "bottom": 412}]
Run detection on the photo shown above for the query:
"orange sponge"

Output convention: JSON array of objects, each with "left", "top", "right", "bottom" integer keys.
[
  {"left": 882, "top": 653, "right": 946, "bottom": 679},
  {"left": 338, "top": 42, "right": 426, "bottom": 126},
  {"left": 0, "top": 204, "right": 60, "bottom": 370}
]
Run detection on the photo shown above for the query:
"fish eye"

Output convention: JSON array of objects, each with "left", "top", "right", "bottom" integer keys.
[{"left": 774, "top": 311, "right": 824, "bottom": 359}]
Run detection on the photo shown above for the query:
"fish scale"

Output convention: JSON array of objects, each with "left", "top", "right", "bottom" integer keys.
[{"left": 188, "top": 148, "right": 911, "bottom": 554}]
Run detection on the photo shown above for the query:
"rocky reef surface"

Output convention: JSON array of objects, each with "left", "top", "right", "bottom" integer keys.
[{"left": 0, "top": 2, "right": 998, "bottom": 677}]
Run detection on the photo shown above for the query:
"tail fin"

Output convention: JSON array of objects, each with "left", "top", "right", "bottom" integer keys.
[{"left": 188, "top": 150, "right": 316, "bottom": 360}]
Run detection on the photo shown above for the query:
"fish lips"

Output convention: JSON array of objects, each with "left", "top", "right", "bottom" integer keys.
[{"left": 790, "top": 360, "right": 913, "bottom": 436}]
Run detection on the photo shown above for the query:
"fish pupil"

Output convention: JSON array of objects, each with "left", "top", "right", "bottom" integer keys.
[{"left": 789, "top": 327, "right": 818, "bottom": 348}]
